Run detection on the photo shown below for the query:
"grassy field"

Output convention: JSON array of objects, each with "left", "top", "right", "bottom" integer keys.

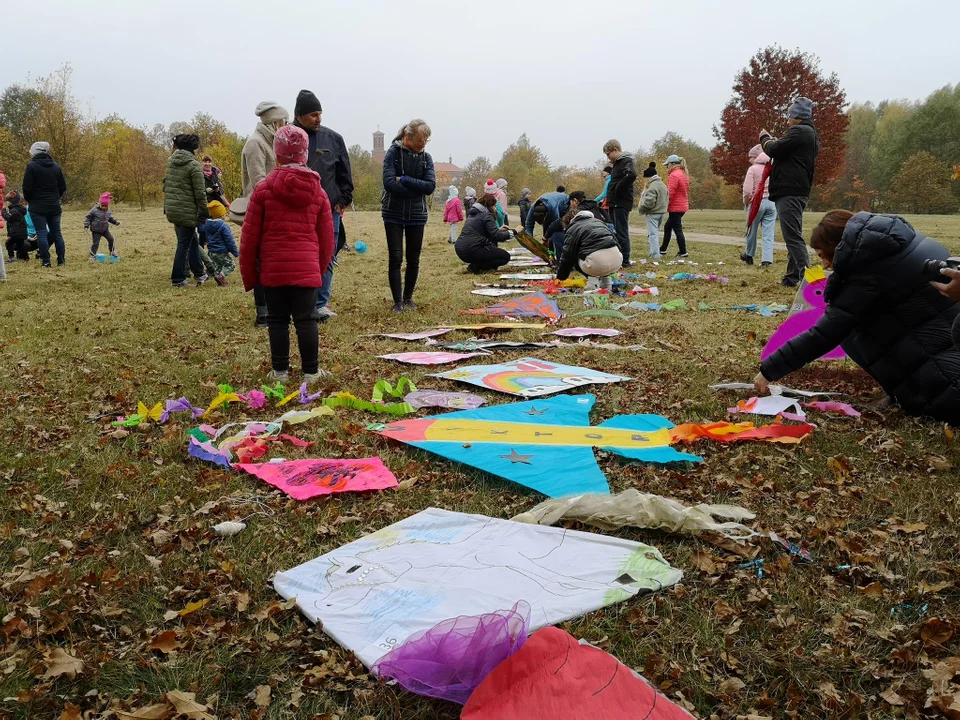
[{"left": 0, "top": 208, "right": 958, "bottom": 719}]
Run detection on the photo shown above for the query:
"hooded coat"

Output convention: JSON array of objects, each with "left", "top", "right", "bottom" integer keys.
[
  {"left": 2, "top": 198, "right": 28, "bottom": 241},
  {"left": 638, "top": 175, "right": 669, "bottom": 215},
  {"left": 239, "top": 166, "right": 335, "bottom": 290},
  {"left": 760, "top": 120, "right": 820, "bottom": 201},
  {"left": 22, "top": 153, "right": 66, "bottom": 216},
  {"left": 443, "top": 189, "right": 465, "bottom": 223},
  {"left": 557, "top": 212, "right": 620, "bottom": 281},
  {"left": 381, "top": 140, "right": 436, "bottom": 225},
  {"left": 761, "top": 213, "right": 960, "bottom": 423},
  {"left": 84, "top": 204, "right": 120, "bottom": 234},
  {"left": 666, "top": 168, "right": 689, "bottom": 213},
  {"left": 524, "top": 192, "right": 570, "bottom": 236},
  {"left": 742, "top": 151, "right": 771, "bottom": 204},
  {"left": 241, "top": 123, "right": 278, "bottom": 198},
  {"left": 163, "top": 150, "right": 208, "bottom": 227},
  {"left": 455, "top": 203, "right": 513, "bottom": 258},
  {"left": 607, "top": 153, "right": 637, "bottom": 209}
]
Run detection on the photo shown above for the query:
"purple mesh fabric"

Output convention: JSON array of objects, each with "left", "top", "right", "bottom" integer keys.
[{"left": 371, "top": 600, "right": 530, "bottom": 705}]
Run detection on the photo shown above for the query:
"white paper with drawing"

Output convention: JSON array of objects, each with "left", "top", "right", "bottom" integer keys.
[{"left": 273, "top": 508, "right": 681, "bottom": 667}]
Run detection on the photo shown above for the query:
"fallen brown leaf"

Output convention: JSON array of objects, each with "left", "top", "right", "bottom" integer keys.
[
  {"left": 115, "top": 705, "right": 175, "bottom": 720},
  {"left": 166, "top": 691, "right": 216, "bottom": 720},
  {"left": 718, "top": 677, "right": 746, "bottom": 695},
  {"left": 921, "top": 618, "right": 955, "bottom": 646},
  {"left": 42, "top": 647, "right": 83, "bottom": 680},
  {"left": 880, "top": 686, "right": 905, "bottom": 706},
  {"left": 60, "top": 704, "right": 82, "bottom": 720},
  {"left": 149, "top": 630, "right": 180, "bottom": 654},
  {"left": 249, "top": 685, "right": 270, "bottom": 709}
]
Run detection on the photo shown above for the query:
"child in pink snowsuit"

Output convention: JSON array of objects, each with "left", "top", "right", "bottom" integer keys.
[{"left": 443, "top": 185, "right": 464, "bottom": 244}]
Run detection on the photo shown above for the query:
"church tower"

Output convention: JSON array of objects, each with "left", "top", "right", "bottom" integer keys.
[{"left": 373, "top": 128, "right": 385, "bottom": 163}]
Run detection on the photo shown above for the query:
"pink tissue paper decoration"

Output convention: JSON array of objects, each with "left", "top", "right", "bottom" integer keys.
[
  {"left": 371, "top": 601, "right": 530, "bottom": 705},
  {"left": 804, "top": 401, "right": 861, "bottom": 417},
  {"left": 234, "top": 457, "right": 398, "bottom": 500},
  {"left": 238, "top": 389, "right": 267, "bottom": 409},
  {"left": 761, "top": 271, "right": 846, "bottom": 362}
]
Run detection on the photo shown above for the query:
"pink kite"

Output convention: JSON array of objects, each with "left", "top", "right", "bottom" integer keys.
[
  {"left": 462, "top": 626, "right": 694, "bottom": 719},
  {"left": 378, "top": 352, "right": 484, "bottom": 365},
  {"left": 804, "top": 401, "right": 861, "bottom": 417},
  {"left": 234, "top": 458, "right": 398, "bottom": 500},
  {"left": 550, "top": 327, "right": 621, "bottom": 338}
]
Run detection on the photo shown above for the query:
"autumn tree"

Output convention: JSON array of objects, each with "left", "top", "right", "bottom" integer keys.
[
  {"left": 711, "top": 46, "right": 848, "bottom": 188},
  {"left": 494, "top": 134, "right": 553, "bottom": 200},
  {"left": 460, "top": 156, "right": 494, "bottom": 196},
  {"left": 885, "top": 152, "right": 956, "bottom": 214},
  {"left": 348, "top": 145, "right": 382, "bottom": 210}
]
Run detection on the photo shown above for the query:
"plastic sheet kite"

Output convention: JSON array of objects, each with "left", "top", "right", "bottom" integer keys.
[
  {"left": 274, "top": 508, "right": 682, "bottom": 668},
  {"left": 500, "top": 273, "right": 554, "bottom": 281},
  {"left": 669, "top": 272, "right": 729, "bottom": 283},
  {"left": 430, "top": 357, "right": 630, "bottom": 398},
  {"left": 434, "top": 339, "right": 557, "bottom": 352},
  {"left": 514, "top": 229, "right": 552, "bottom": 263},
  {"left": 375, "top": 329, "right": 452, "bottom": 341},
  {"left": 728, "top": 395, "right": 806, "bottom": 419},
  {"left": 404, "top": 390, "right": 487, "bottom": 410},
  {"left": 370, "top": 394, "right": 700, "bottom": 497},
  {"left": 462, "top": 627, "right": 695, "bottom": 720},
  {"left": 471, "top": 289, "right": 534, "bottom": 297},
  {"left": 371, "top": 601, "right": 530, "bottom": 704},
  {"left": 709, "top": 382, "right": 840, "bottom": 398},
  {"left": 235, "top": 458, "right": 398, "bottom": 500},
  {"left": 550, "top": 327, "right": 620, "bottom": 338},
  {"left": 512, "top": 488, "right": 757, "bottom": 540},
  {"left": 378, "top": 351, "right": 484, "bottom": 365},
  {"left": 698, "top": 301, "right": 789, "bottom": 317},
  {"left": 762, "top": 266, "right": 846, "bottom": 361},
  {"left": 462, "top": 292, "right": 563, "bottom": 325}
]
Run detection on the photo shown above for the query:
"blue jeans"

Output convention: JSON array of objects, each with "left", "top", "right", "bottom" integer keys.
[
  {"left": 30, "top": 210, "right": 64, "bottom": 265},
  {"left": 171, "top": 225, "right": 205, "bottom": 284},
  {"left": 745, "top": 199, "right": 777, "bottom": 264},
  {"left": 645, "top": 213, "right": 664, "bottom": 258},
  {"left": 316, "top": 211, "right": 341, "bottom": 308}
]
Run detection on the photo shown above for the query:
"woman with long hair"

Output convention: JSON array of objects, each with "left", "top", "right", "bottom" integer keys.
[{"left": 381, "top": 119, "right": 436, "bottom": 312}]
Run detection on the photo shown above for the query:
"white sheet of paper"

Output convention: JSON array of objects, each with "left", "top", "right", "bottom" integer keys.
[
  {"left": 731, "top": 395, "right": 805, "bottom": 418},
  {"left": 274, "top": 508, "right": 682, "bottom": 668}
]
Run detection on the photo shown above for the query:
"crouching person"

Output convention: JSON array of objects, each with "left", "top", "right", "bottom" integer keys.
[{"left": 556, "top": 210, "right": 623, "bottom": 290}]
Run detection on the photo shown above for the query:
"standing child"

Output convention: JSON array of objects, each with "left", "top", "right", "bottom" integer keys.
[
  {"left": 3, "top": 192, "right": 30, "bottom": 262},
  {"left": 443, "top": 185, "right": 464, "bottom": 244},
  {"left": 85, "top": 192, "right": 122, "bottom": 261},
  {"left": 203, "top": 201, "right": 239, "bottom": 281},
  {"left": 240, "top": 125, "right": 335, "bottom": 383},
  {"left": 463, "top": 186, "right": 477, "bottom": 212},
  {"left": 518, "top": 188, "right": 532, "bottom": 227},
  {"left": 637, "top": 162, "right": 668, "bottom": 259}
]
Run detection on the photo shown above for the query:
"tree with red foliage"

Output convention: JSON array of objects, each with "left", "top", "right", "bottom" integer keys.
[{"left": 711, "top": 46, "right": 848, "bottom": 188}]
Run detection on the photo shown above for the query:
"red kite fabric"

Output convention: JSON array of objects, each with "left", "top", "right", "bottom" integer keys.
[
  {"left": 461, "top": 626, "right": 694, "bottom": 719},
  {"left": 462, "top": 292, "right": 563, "bottom": 324}
]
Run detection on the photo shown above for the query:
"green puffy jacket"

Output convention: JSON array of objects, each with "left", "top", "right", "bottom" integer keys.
[{"left": 163, "top": 150, "right": 208, "bottom": 227}]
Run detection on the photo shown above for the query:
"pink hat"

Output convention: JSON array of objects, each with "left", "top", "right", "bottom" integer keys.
[
  {"left": 99, "top": 192, "right": 112, "bottom": 205},
  {"left": 483, "top": 179, "right": 497, "bottom": 196},
  {"left": 274, "top": 125, "right": 309, "bottom": 165}
]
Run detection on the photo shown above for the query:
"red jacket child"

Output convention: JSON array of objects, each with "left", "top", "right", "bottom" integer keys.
[{"left": 240, "top": 128, "right": 335, "bottom": 291}]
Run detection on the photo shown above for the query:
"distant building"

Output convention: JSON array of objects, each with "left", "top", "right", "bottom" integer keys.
[{"left": 371, "top": 129, "right": 462, "bottom": 183}]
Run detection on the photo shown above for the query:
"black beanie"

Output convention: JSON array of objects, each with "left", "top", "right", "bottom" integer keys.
[
  {"left": 643, "top": 161, "right": 657, "bottom": 178},
  {"left": 295, "top": 89, "right": 322, "bottom": 117},
  {"left": 174, "top": 134, "right": 200, "bottom": 152}
]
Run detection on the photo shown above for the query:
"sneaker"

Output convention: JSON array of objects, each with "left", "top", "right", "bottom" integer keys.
[
  {"left": 196, "top": 274, "right": 209, "bottom": 285},
  {"left": 622, "top": 260, "right": 634, "bottom": 268},
  {"left": 41, "top": 262, "right": 52, "bottom": 268},
  {"left": 172, "top": 280, "right": 192, "bottom": 288},
  {"left": 267, "top": 369, "right": 290, "bottom": 383},
  {"left": 316, "top": 305, "right": 337, "bottom": 319},
  {"left": 403, "top": 299, "right": 418, "bottom": 311},
  {"left": 677, "top": 252, "right": 689, "bottom": 258},
  {"left": 303, "top": 369, "right": 332, "bottom": 384},
  {"left": 110, "top": 253, "right": 120, "bottom": 260},
  {"left": 740, "top": 253, "right": 754, "bottom": 265},
  {"left": 213, "top": 273, "right": 227, "bottom": 286},
  {"left": 392, "top": 302, "right": 404, "bottom": 313},
  {"left": 255, "top": 315, "right": 268, "bottom": 328},
  {"left": 761, "top": 261, "right": 772, "bottom": 267},
  {"left": 89, "top": 256, "right": 96, "bottom": 263},
  {"left": 781, "top": 277, "right": 799, "bottom": 288}
]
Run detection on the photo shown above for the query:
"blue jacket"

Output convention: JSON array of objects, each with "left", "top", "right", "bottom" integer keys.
[
  {"left": 203, "top": 219, "right": 238, "bottom": 256},
  {"left": 381, "top": 141, "right": 436, "bottom": 226},
  {"left": 595, "top": 176, "right": 611, "bottom": 202},
  {"left": 524, "top": 192, "right": 570, "bottom": 236}
]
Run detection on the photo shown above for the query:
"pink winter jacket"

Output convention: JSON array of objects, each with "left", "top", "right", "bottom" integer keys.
[
  {"left": 443, "top": 197, "right": 464, "bottom": 223},
  {"left": 742, "top": 153, "right": 771, "bottom": 205},
  {"left": 666, "top": 168, "right": 689, "bottom": 212}
]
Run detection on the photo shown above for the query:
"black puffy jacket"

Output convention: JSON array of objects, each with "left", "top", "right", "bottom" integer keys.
[
  {"left": 557, "top": 212, "right": 619, "bottom": 280},
  {"left": 455, "top": 204, "right": 512, "bottom": 257},
  {"left": 22, "top": 153, "right": 67, "bottom": 216},
  {"left": 761, "top": 121, "right": 820, "bottom": 201},
  {"left": 381, "top": 141, "right": 436, "bottom": 225},
  {"left": 761, "top": 213, "right": 960, "bottom": 423},
  {"left": 2, "top": 203, "right": 28, "bottom": 241},
  {"left": 607, "top": 153, "right": 637, "bottom": 209}
]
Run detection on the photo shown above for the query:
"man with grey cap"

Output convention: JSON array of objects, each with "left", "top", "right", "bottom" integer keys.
[
  {"left": 239, "top": 101, "right": 289, "bottom": 326},
  {"left": 22, "top": 141, "right": 67, "bottom": 267},
  {"left": 760, "top": 96, "right": 820, "bottom": 287}
]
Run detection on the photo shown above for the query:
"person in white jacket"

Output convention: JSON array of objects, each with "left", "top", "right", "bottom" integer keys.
[{"left": 741, "top": 144, "right": 777, "bottom": 266}]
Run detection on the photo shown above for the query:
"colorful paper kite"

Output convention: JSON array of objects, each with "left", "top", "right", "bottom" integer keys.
[
  {"left": 462, "top": 292, "right": 563, "bottom": 324},
  {"left": 514, "top": 229, "right": 552, "bottom": 263},
  {"left": 370, "top": 394, "right": 699, "bottom": 497},
  {"left": 404, "top": 390, "right": 487, "bottom": 410},
  {"left": 449, "top": 323, "right": 546, "bottom": 331},
  {"left": 378, "top": 351, "right": 485, "bottom": 365},
  {"left": 274, "top": 508, "right": 682, "bottom": 668},
  {"left": 235, "top": 458, "right": 398, "bottom": 500},
  {"left": 435, "top": 340, "right": 557, "bottom": 352},
  {"left": 430, "top": 357, "right": 629, "bottom": 398},
  {"left": 762, "top": 265, "right": 846, "bottom": 361},
  {"left": 500, "top": 273, "right": 554, "bottom": 281},
  {"left": 462, "top": 627, "right": 695, "bottom": 720},
  {"left": 551, "top": 327, "right": 621, "bottom": 338}
]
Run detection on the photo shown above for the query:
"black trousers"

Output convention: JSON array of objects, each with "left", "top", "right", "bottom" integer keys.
[
  {"left": 661, "top": 212, "right": 687, "bottom": 254},
  {"left": 384, "top": 222, "right": 425, "bottom": 304},
  {"left": 90, "top": 229, "right": 116, "bottom": 255},
  {"left": 457, "top": 243, "right": 510, "bottom": 273},
  {"left": 610, "top": 206, "right": 631, "bottom": 263},
  {"left": 6, "top": 236, "right": 28, "bottom": 260},
  {"left": 263, "top": 286, "right": 320, "bottom": 374}
]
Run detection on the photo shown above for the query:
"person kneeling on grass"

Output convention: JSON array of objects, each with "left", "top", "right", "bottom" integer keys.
[
  {"left": 455, "top": 193, "right": 514, "bottom": 274},
  {"left": 203, "top": 201, "right": 239, "bottom": 281},
  {"left": 85, "top": 192, "right": 121, "bottom": 261},
  {"left": 240, "top": 125, "right": 335, "bottom": 384},
  {"left": 556, "top": 210, "right": 623, "bottom": 290},
  {"left": 755, "top": 210, "right": 960, "bottom": 424}
]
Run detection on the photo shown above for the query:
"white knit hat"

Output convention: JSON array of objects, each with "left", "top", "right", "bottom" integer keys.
[{"left": 29, "top": 141, "right": 50, "bottom": 157}]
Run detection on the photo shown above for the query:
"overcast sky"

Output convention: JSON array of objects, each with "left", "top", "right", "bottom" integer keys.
[{"left": 5, "top": 0, "right": 959, "bottom": 168}]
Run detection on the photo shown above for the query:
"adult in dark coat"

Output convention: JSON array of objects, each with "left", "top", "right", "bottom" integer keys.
[
  {"left": 22, "top": 141, "right": 67, "bottom": 267},
  {"left": 556, "top": 211, "right": 622, "bottom": 287},
  {"left": 603, "top": 139, "right": 637, "bottom": 266},
  {"left": 455, "top": 195, "right": 513, "bottom": 273},
  {"left": 756, "top": 211, "right": 960, "bottom": 424},
  {"left": 760, "top": 96, "right": 821, "bottom": 287}
]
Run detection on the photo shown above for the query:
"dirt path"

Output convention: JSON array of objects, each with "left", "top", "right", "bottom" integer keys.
[{"left": 629, "top": 226, "right": 789, "bottom": 250}]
